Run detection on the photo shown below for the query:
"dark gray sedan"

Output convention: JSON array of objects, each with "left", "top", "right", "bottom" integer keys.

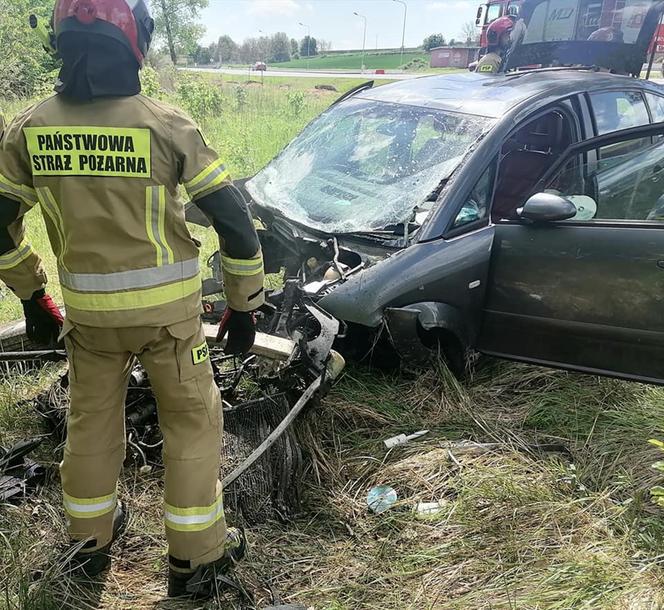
[{"left": 238, "top": 1, "right": 664, "bottom": 384}]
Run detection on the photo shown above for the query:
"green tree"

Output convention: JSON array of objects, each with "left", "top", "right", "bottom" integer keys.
[
  {"left": 152, "top": 0, "right": 208, "bottom": 65},
  {"left": 0, "top": 0, "right": 59, "bottom": 100},
  {"left": 300, "top": 35, "right": 318, "bottom": 57},
  {"left": 193, "top": 44, "right": 213, "bottom": 65},
  {"left": 290, "top": 38, "right": 300, "bottom": 58},
  {"left": 216, "top": 34, "right": 238, "bottom": 64},
  {"left": 269, "top": 32, "right": 291, "bottom": 63},
  {"left": 422, "top": 33, "right": 446, "bottom": 51}
]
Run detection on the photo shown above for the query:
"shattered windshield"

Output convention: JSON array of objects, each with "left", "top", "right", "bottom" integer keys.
[{"left": 247, "top": 98, "right": 493, "bottom": 233}]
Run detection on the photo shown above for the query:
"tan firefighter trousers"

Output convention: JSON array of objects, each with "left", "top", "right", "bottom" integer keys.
[{"left": 59, "top": 316, "right": 227, "bottom": 570}]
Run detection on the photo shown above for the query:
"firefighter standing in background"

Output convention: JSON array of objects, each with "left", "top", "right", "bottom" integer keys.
[
  {"left": 0, "top": 0, "right": 264, "bottom": 599},
  {"left": 476, "top": 16, "right": 515, "bottom": 74}
]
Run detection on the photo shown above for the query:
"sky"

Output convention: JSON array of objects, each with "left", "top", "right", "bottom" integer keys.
[{"left": 197, "top": 0, "right": 481, "bottom": 50}]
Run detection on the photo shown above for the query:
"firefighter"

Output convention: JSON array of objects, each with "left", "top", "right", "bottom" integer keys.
[
  {"left": 476, "top": 16, "right": 515, "bottom": 74},
  {"left": 0, "top": 0, "right": 264, "bottom": 599}
]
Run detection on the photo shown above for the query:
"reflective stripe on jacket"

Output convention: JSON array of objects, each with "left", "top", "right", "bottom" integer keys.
[{"left": 0, "top": 95, "right": 264, "bottom": 325}]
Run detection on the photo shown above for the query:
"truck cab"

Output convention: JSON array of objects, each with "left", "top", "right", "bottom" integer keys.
[{"left": 476, "top": 0, "right": 523, "bottom": 54}]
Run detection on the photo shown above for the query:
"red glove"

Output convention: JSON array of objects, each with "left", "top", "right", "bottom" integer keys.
[
  {"left": 216, "top": 308, "right": 256, "bottom": 355},
  {"left": 21, "top": 290, "right": 64, "bottom": 346}
]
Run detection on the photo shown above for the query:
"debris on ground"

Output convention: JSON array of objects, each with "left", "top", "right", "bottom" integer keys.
[
  {"left": 383, "top": 429, "right": 429, "bottom": 449},
  {"left": 0, "top": 437, "right": 46, "bottom": 504},
  {"left": 366, "top": 484, "right": 398, "bottom": 514},
  {"left": 1, "top": 286, "right": 344, "bottom": 524}
]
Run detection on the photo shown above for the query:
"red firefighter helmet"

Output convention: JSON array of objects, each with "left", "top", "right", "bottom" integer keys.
[
  {"left": 487, "top": 16, "right": 514, "bottom": 47},
  {"left": 53, "top": 0, "right": 154, "bottom": 66}
]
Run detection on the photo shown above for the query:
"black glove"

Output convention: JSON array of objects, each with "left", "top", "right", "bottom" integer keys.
[
  {"left": 21, "top": 289, "right": 64, "bottom": 346},
  {"left": 216, "top": 308, "right": 256, "bottom": 355}
]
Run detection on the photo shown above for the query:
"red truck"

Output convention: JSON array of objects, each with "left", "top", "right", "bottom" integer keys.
[{"left": 475, "top": 0, "right": 664, "bottom": 73}]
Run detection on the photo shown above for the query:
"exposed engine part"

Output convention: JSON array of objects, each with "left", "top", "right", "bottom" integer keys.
[{"left": 19, "top": 286, "right": 344, "bottom": 524}]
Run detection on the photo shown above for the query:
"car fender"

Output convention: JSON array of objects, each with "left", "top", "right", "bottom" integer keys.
[{"left": 384, "top": 302, "right": 469, "bottom": 364}]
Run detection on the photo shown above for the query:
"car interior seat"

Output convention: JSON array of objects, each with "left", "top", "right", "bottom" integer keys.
[{"left": 492, "top": 111, "right": 571, "bottom": 221}]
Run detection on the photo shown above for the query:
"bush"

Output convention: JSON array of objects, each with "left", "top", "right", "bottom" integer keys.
[
  {"left": 1, "top": 0, "right": 60, "bottom": 100},
  {"left": 234, "top": 86, "right": 248, "bottom": 111},
  {"left": 176, "top": 75, "right": 224, "bottom": 122},
  {"left": 140, "top": 66, "right": 163, "bottom": 99},
  {"left": 286, "top": 91, "right": 305, "bottom": 117},
  {"left": 403, "top": 58, "right": 429, "bottom": 71}
]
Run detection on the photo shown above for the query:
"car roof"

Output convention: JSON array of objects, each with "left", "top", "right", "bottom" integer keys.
[{"left": 355, "top": 71, "right": 664, "bottom": 119}]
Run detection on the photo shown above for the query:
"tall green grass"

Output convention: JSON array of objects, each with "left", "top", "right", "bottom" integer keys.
[{"left": 273, "top": 51, "right": 428, "bottom": 71}]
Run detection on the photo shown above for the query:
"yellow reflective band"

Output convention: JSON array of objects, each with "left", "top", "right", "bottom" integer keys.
[
  {"left": 221, "top": 254, "right": 264, "bottom": 277},
  {"left": 185, "top": 159, "right": 224, "bottom": 191},
  {"left": 23, "top": 126, "right": 151, "bottom": 178},
  {"left": 146, "top": 186, "right": 162, "bottom": 267},
  {"left": 145, "top": 186, "right": 175, "bottom": 267},
  {"left": 0, "top": 173, "right": 38, "bottom": 207},
  {"left": 0, "top": 240, "right": 34, "bottom": 270},
  {"left": 62, "top": 274, "right": 202, "bottom": 312},
  {"left": 157, "top": 186, "right": 175, "bottom": 265},
  {"left": 185, "top": 159, "right": 230, "bottom": 199},
  {"left": 164, "top": 494, "right": 224, "bottom": 533},
  {"left": 63, "top": 491, "right": 117, "bottom": 519},
  {"left": 192, "top": 341, "right": 209, "bottom": 365},
  {"left": 36, "top": 187, "right": 68, "bottom": 270}
]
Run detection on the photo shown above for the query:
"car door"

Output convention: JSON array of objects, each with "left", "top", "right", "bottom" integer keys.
[{"left": 478, "top": 123, "right": 664, "bottom": 384}]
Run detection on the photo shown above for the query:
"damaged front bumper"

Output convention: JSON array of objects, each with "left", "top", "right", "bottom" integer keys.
[{"left": 0, "top": 286, "right": 344, "bottom": 521}]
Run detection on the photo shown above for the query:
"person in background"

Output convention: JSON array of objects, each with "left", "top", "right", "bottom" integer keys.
[{"left": 476, "top": 16, "right": 515, "bottom": 74}]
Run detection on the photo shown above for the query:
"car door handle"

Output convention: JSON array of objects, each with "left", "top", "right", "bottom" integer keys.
[{"left": 658, "top": 260, "right": 664, "bottom": 270}]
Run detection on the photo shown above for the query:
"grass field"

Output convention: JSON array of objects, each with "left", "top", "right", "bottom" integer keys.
[
  {"left": 1, "top": 73, "right": 664, "bottom": 610},
  {"left": 270, "top": 51, "right": 429, "bottom": 71}
]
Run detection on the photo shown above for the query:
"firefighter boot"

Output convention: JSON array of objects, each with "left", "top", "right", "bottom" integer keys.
[
  {"left": 69, "top": 501, "right": 128, "bottom": 578},
  {"left": 167, "top": 527, "right": 247, "bottom": 599}
]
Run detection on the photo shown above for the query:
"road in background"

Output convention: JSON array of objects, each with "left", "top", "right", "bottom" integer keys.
[
  {"left": 187, "top": 67, "right": 664, "bottom": 84},
  {"left": 187, "top": 67, "right": 427, "bottom": 80}
]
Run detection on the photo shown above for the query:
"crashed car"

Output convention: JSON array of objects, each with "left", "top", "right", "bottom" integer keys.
[{"left": 225, "top": 0, "right": 664, "bottom": 384}]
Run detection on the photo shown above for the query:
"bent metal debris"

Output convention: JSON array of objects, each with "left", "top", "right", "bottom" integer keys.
[{"left": 0, "top": 288, "right": 344, "bottom": 522}]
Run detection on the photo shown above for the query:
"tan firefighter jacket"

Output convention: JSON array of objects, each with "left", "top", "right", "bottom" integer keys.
[
  {"left": 0, "top": 95, "right": 264, "bottom": 327},
  {"left": 476, "top": 52, "right": 503, "bottom": 74}
]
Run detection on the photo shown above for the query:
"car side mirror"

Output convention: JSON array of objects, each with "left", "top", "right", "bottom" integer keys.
[{"left": 517, "top": 192, "right": 578, "bottom": 222}]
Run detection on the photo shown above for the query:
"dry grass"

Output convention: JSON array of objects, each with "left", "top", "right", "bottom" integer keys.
[{"left": 2, "top": 359, "right": 664, "bottom": 609}]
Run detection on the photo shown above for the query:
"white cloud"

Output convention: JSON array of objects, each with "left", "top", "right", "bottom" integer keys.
[{"left": 246, "top": 0, "right": 311, "bottom": 17}]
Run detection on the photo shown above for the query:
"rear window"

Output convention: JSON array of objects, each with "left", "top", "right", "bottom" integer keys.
[{"left": 590, "top": 91, "right": 650, "bottom": 135}]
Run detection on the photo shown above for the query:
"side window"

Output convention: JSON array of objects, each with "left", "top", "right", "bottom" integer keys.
[
  {"left": 590, "top": 91, "right": 650, "bottom": 135},
  {"left": 492, "top": 109, "right": 575, "bottom": 221},
  {"left": 452, "top": 162, "right": 495, "bottom": 230},
  {"left": 646, "top": 93, "right": 664, "bottom": 123},
  {"left": 546, "top": 135, "right": 664, "bottom": 222},
  {"left": 486, "top": 3, "right": 502, "bottom": 23}
]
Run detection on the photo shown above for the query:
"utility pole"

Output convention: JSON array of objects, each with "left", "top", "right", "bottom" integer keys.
[
  {"left": 299, "top": 22, "right": 311, "bottom": 70},
  {"left": 393, "top": 0, "right": 407, "bottom": 70},
  {"left": 159, "top": 0, "right": 177, "bottom": 65},
  {"left": 354, "top": 11, "right": 367, "bottom": 73}
]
